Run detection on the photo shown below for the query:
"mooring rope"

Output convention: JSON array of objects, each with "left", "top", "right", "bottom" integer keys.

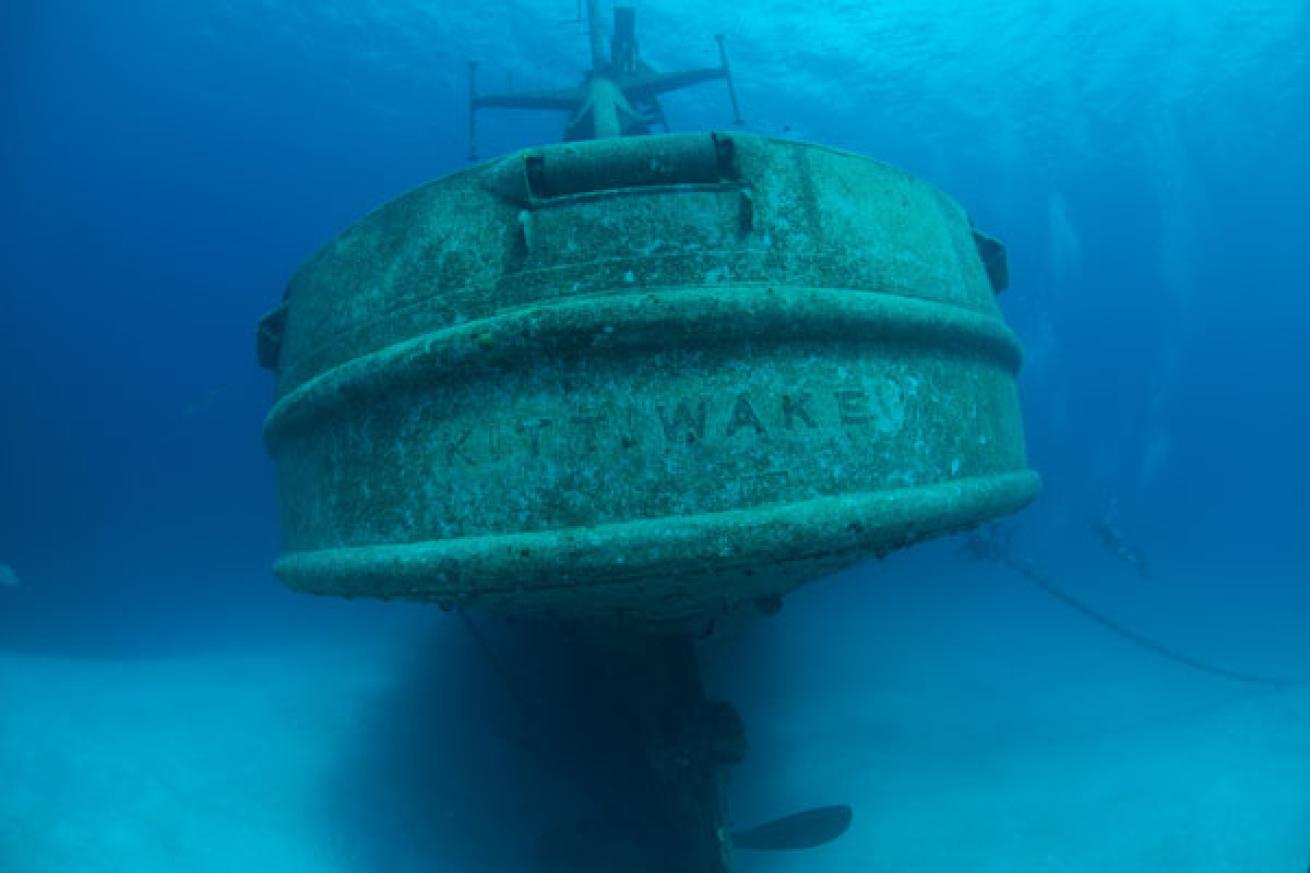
[{"left": 984, "top": 547, "right": 1308, "bottom": 688}]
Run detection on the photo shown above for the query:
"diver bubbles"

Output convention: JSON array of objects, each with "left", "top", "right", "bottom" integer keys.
[{"left": 1138, "top": 108, "right": 1207, "bottom": 503}]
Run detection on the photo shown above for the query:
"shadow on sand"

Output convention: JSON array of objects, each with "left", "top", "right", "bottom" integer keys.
[{"left": 325, "top": 617, "right": 678, "bottom": 872}]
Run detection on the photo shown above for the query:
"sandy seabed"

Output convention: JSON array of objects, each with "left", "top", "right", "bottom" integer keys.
[{"left": 2, "top": 561, "right": 1307, "bottom": 872}]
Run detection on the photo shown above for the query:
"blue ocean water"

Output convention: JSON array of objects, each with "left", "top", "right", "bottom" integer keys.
[{"left": 2, "top": 1, "right": 1308, "bottom": 870}]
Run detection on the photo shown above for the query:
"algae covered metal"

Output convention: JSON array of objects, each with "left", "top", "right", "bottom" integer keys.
[{"left": 257, "top": 131, "right": 1038, "bottom": 628}]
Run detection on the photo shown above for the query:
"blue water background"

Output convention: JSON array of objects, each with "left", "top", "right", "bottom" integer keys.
[
  {"left": 4, "top": 0, "right": 1306, "bottom": 648},
  {"left": 1, "top": 1, "right": 1308, "bottom": 867}
]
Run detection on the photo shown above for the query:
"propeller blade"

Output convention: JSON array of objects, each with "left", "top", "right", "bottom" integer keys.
[{"left": 731, "top": 804, "right": 853, "bottom": 852}]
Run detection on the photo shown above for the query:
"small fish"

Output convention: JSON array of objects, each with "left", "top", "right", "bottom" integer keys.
[
  {"left": 0, "top": 563, "right": 19, "bottom": 588},
  {"left": 183, "top": 386, "right": 223, "bottom": 418},
  {"left": 957, "top": 523, "right": 1013, "bottom": 563},
  {"left": 1090, "top": 517, "right": 1151, "bottom": 580}
]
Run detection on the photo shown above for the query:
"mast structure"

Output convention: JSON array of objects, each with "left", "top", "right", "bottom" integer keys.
[{"left": 468, "top": 1, "right": 742, "bottom": 160}]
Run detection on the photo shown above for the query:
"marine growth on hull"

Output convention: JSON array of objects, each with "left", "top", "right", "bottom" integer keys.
[
  {"left": 255, "top": 6, "right": 1036, "bottom": 870},
  {"left": 258, "top": 132, "right": 1035, "bottom": 628}
]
